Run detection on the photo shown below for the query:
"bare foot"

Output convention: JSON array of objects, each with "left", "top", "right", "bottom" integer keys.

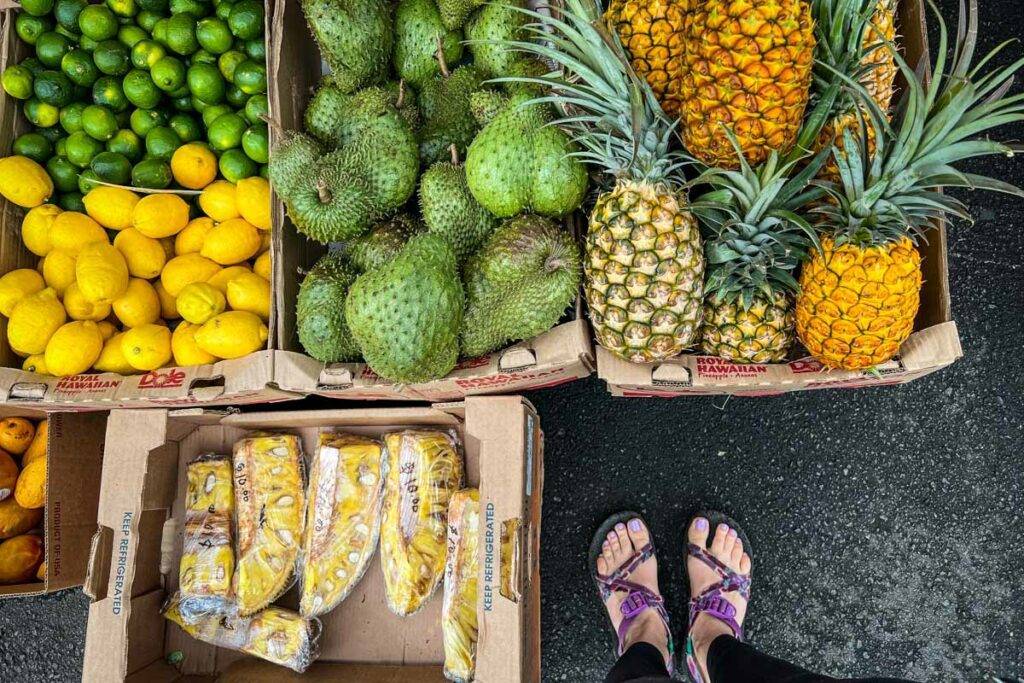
[
  {"left": 687, "top": 517, "right": 752, "bottom": 681},
  {"left": 595, "top": 518, "right": 670, "bottom": 667}
]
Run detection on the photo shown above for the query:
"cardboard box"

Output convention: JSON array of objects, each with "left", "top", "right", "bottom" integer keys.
[
  {"left": 0, "top": 409, "right": 106, "bottom": 598},
  {"left": 82, "top": 396, "right": 543, "bottom": 682},
  {"left": 596, "top": 0, "right": 963, "bottom": 398},
  {"left": 0, "top": 2, "right": 310, "bottom": 408}
]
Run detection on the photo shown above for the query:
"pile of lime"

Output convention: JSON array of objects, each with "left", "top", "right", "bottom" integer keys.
[{"left": 2, "top": 0, "right": 269, "bottom": 211}]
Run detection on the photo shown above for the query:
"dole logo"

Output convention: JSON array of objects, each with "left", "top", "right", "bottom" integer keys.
[{"left": 138, "top": 368, "right": 187, "bottom": 390}]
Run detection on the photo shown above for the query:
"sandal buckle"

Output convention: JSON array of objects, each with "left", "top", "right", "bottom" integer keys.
[{"left": 620, "top": 591, "right": 651, "bottom": 619}]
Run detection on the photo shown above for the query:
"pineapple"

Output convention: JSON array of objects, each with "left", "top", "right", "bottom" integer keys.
[
  {"left": 442, "top": 489, "right": 480, "bottom": 683},
  {"left": 796, "top": 1, "right": 1024, "bottom": 370},
  {"left": 679, "top": 0, "right": 815, "bottom": 168},
  {"left": 299, "top": 433, "right": 385, "bottom": 618},
  {"left": 502, "top": 0, "right": 705, "bottom": 362},
  {"left": 179, "top": 454, "right": 234, "bottom": 619}
]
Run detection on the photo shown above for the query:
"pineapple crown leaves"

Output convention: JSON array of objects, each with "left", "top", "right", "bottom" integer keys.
[{"left": 816, "top": 0, "right": 1024, "bottom": 247}]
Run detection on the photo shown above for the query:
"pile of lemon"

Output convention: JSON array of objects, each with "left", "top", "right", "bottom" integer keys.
[{"left": 0, "top": 149, "right": 271, "bottom": 377}]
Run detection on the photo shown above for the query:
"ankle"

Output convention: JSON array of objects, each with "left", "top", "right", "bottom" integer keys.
[
  {"left": 623, "top": 610, "right": 669, "bottom": 662},
  {"left": 690, "top": 613, "right": 732, "bottom": 676}
]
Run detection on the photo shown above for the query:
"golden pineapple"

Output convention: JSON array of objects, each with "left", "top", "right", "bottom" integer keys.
[
  {"left": 679, "top": 0, "right": 815, "bottom": 168},
  {"left": 861, "top": 0, "right": 897, "bottom": 109},
  {"left": 380, "top": 430, "right": 463, "bottom": 616},
  {"left": 179, "top": 455, "right": 234, "bottom": 616},
  {"left": 442, "top": 489, "right": 479, "bottom": 683},
  {"left": 232, "top": 433, "right": 305, "bottom": 616},
  {"left": 702, "top": 293, "right": 794, "bottom": 363},
  {"left": 299, "top": 433, "right": 385, "bottom": 618}
]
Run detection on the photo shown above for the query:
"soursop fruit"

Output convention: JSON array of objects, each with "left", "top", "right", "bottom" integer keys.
[
  {"left": 418, "top": 62, "right": 488, "bottom": 165},
  {"left": 286, "top": 148, "right": 376, "bottom": 242},
  {"left": 267, "top": 126, "right": 325, "bottom": 199},
  {"left": 306, "top": 78, "right": 420, "bottom": 144},
  {"left": 465, "top": 0, "right": 528, "bottom": 78},
  {"left": 341, "top": 214, "right": 425, "bottom": 271},
  {"left": 437, "top": 0, "right": 483, "bottom": 30},
  {"left": 346, "top": 234, "right": 464, "bottom": 383},
  {"left": 420, "top": 147, "right": 498, "bottom": 263},
  {"left": 301, "top": 0, "right": 392, "bottom": 93},
  {"left": 297, "top": 253, "right": 362, "bottom": 362},
  {"left": 394, "top": 0, "right": 463, "bottom": 89},
  {"left": 465, "top": 93, "right": 588, "bottom": 218},
  {"left": 461, "top": 215, "right": 581, "bottom": 357}
]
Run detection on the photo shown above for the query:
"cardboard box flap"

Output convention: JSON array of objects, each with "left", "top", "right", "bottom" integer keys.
[
  {"left": 221, "top": 659, "right": 447, "bottom": 683},
  {"left": 899, "top": 321, "right": 962, "bottom": 370},
  {"left": 220, "top": 406, "right": 463, "bottom": 430}
]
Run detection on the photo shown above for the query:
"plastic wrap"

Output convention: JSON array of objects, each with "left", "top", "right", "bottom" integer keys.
[
  {"left": 442, "top": 489, "right": 480, "bottom": 683},
  {"left": 380, "top": 430, "right": 464, "bottom": 616},
  {"left": 178, "top": 454, "right": 235, "bottom": 621},
  {"left": 163, "top": 591, "right": 321, "bottom": 673},
  {"left": 231, "top": 432, "right": 305, "bottom": 616},
  {"left": 299, "top": 433, "right": 386, "bottom": 618}
]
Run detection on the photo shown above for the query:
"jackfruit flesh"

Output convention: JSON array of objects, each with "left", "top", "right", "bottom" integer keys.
[
  {"left": 179, "top": 455, "right": 234, "bottom": 617},
  {"left": 442, "top": 489, "right": 479, "bottom": 683}
]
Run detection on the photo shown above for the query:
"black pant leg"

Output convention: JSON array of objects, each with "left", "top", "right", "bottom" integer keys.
[
  {"left": 604, "top": 642, "right": 672, "bottom": 683},
  {"left": 706, "top": 635, "right": 918, "bottom": 683}
]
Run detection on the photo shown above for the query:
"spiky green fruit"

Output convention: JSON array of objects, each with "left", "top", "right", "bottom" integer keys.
[
  {"left": 341, "top": 214, "right": 425, "bottom": 271},
  {"left": 418, "top": 65, "right": 488, "bottom": 165},
  {"left": 461, "top": 215, "right": 580, "bottom": 357},
  {"left": 469, "top": 90, "right": 507, "bottom": 127},
  {"left": 437, "top": 0, "right": 483, "bottom": 30},
  {"left": 306, "top": 78, "right": 420, "bottom": 144},
  {"left": 420, "top": 153, "right": 498, "bottom": 263},
  {"left": 286, "top": 149, "right": 375, "bottom": 242},
  {"left": 301, "top": 0, "right": 392, "bottom": 93},
  {"left": 267, "top": 127, "right": 324, "bottom": 200},
  {"left": 393, "top": 0, "right": 463, "bottom": 89},
  {"left": 465, "top": 0, "right": 528, "bottom": 78},
  {"left": 346, "top": 234, "right": 464, "bottom": 383},
  {"left": 297, "top": 253, "right": 362, "bottom": 362}
]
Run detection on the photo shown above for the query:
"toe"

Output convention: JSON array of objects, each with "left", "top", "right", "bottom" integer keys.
[
  {"left": 740, "top": 553, "right": 752, "bottom": 576},
  {"left": 596, "top": 554, "right": 609, "bottom": 578},
  {"left": 626, "top": 517, "right": 650, "bottom": 552},
  {"left": 607, "top": 529, "right": 621, "bottom": 557},
  {"left": 614, "top": 522, "right": 634, "bottom": 558},
  {"left": 711, "top": 523, "right": 729, "bottom": 554},
  {"left": 688, "top": 517, "right": 710, "bottom": 547},
  {"left": 729, "top": 535, "right": 744, "bottom": 566},
  {"left": 602, "top": 539, "right": 615, "bottom": 567},
  {"left": 721, "top": 526, "right": 738, "bottom": 556}
]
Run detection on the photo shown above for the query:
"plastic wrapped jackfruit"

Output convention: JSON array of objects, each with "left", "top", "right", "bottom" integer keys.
[
  {"left": 299, "top": 433, "right": 386, "bottom": 618},
  {"left": 178, "top": 454, "right": 234, "bottom": 620},
  {"left": 232, "top": 433, "right": 305, "bottom": 616},
  {"left": 163, "top": 591, "right": 321, "bottom": 673},
  {"left": 380, "top": 430, "right": 464, "bottom": 616},
  {"left": 442, "top": 489, "right": 480, "bottom": 683}
]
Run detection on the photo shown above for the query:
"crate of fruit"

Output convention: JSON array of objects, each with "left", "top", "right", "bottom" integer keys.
[{"left": 0, "top": 0, "right": 304, "bottom": 407}]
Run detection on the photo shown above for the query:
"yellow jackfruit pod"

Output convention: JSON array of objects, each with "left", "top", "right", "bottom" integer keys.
[
  {"left": 232, "top": 433, "right": 305, "bottom": 616},
  {"left": 380, "top": 430, "right": 463, "bottom": 616},
  {"left": 299, "top": 433, "right": 385, "bottom": 618},
  {"left": 179, "top": 454, "right": 235, "bottom": 620},
  {"left": 443, "top": 489, "right": 480, "bottom": 683}
]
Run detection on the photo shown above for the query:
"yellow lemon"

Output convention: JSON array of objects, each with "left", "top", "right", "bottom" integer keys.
[
  {"left": 112, "top": 278, "right": 160, "bottom": 328},
  {"left": 21, "top": 354, "right": 48, "bottom": 375},
  {"left": 175, "top": 282, "right": 225, "bottom": 324},
  {"left": 113, "top": 228, "right": 166, "bottom": 279},
  {"left": 154, "top": 281, "right": 179, "bottom": 320},
  {"left": 195, "top": 311, "right": 268, "bottom": 359},
  {"left": 48, "top": 212, "right": 107, "bottom": 254},
  {"left": 170, "top": 143, "right": 218, "bottom": 190},
  {"left": 7, "top": 288, "right": 65, "bottom": 356},
  {"left": 62, "top": 282, "right": 112, "bottom": 321},
  {"left": 44, "top": 320, "right": 104, "bottom": 376},
  {"left": 198, "top": 180, "right": 239, "bottom": 221},
  {"left": 21, "top": 204, "right": 61, "bottom": 257},
  {"left": 174, "top": 217, "right": 214, "bottom": 255},
  {"left": 171, "top": 321, "right": 218, "bottom": 366},
  {"left": 226, "top": 273, "right": 271, "bottom": 321},
  {"left": 96, "top": 320, "right": 117, "bottom": 340},
  {"left": 200, "top": 217, "right": 261, "bottom": 265},
  {"left": 0, "top": 269, "right": 45, "bottom": 317},
  {"left": 160, "top": 254, "right": 221, "bottom": 297},
  {"left": 205, "top": 264, "right": 252, "bottom": 293},
  {"left": 0, "top": 156, "right": 53, "bottom": 208},
  {"left": 93, "top": 332, "right": 136, "bottom": 375},
  {"left": 41, "top": 249, "right": 77, "bottom": 296},
  {"left": 236, "top": 177, "right": 272, "bottom": 230},
  {"left": 120, "top": 324, "right": 172, "bottom": 371},
  {"left": 253, "top": 250, "right": 271, "bottom": 280},
  {"left": 83, "top": 187, "right": 139, "bottom": 230},
  {"left": 36, "top": 257, "right": 44, "bottom": 274},
  {"left": 133, "top": 194, "right": 190, "bottom": 238},
  {"left": 75, "top": 242, "right": 129, "bottom": 304}
]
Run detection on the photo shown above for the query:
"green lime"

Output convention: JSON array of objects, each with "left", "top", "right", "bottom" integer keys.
[
  {"left": 218, "top": 148, "right": 256, "bottom": 182},
  {"left": 169, "top": 113, "right": 203, "bottom": 142},
  {"left": 187, "top": 62, "right": 225, "bottom": 104},
  {"left": 136, "top": 9, "right": 165, "bottom": 33},
  {"left": 21, "top": 0, "right": 56, "bottom": 17},
  {"left": 54, "top": 0, "right": 88, "bottom": 33},
  {"left": 166, "top": 13, "right": 199, "bottom": 56},
  {"left": 78, "top": 35, "right": 99, "bottom": 51},
  {"left": 151, "top": 55, "right": 186, "bottom": 91},
  {"left": 217, "top": 49, "right": 245, "bottom": 82},
  {"left": 36, "top": 32, "right": 73, "bottom": 68},
  {"left": 195, "top": 17, "right": 232, "bottom": 55},
  {"left": 81, "top": 104, "right": 119, "bottom": 141},
  {"left": 78, "top": 5, "right": 119, "bottom": 41},
  {"left": 117, "top": 25, "right": 148, "bottom": 49},
  {"left": 106, "top": 0, "right": 138, "bottom": 18},
  {"left": 258, "top": 163, "right": 267, "bottom": 179},
  {"left": 170, "top": 0, "right": 206, "bottom": 15},
  {"left": 137, "top": 0, "right": 169, "bottom": 10},
  {"left": 47, "top": 156, "right": 80, "bottom": 192},
  {"left": 2, "top": 65, "right": 35, "bottom": 100},
  {"left": 191, "top": 49, "right": 219, "bottom": 66},
  {"left": 189, "top": 95, "right": 208, "bottom": 113},
  {"left": 130, "top": 107, "right": 166, "bottom": 136},
  {"left": 200, "top": 102, "right": 231, "bottom": 128},
  {"left": 228, "top": 1, "right": 262, "bottom": 40},
  {"left": 242, "top": 94, "right": 267, "bottom": 125},
  {"left": 93, "top": 40, "right": 131, "bottom": 76},
  {"left": 131, "top": 158, "right": 172, "bottom": 188},
  {"left": 59, "top": 101, "right": 87, "bottom": 133},
  {"left": 66, "top": 130, "right": 105, "bottom": 167},
  {"left": 36, "top": 125, "right": 66, "bottom": 144},
  {"left": 15, "top": 13, "right": 55, "bottom": 45},
  {"left": 91, "top": 151, "right": 133, "bottom": 184},
  {"left": 78, "top": 168, "right": 102, "bottom": 194},
  {"left": 151, "top": 18, "right": 169, "bottom": 44},
  {"left": 243, "top": 38, "right": 264, "bottom": 62},
  {"left": 122, "top": 69, "right": 161, "bottom": 109},
  {"left": 24, "top": 98, "right": 60, "bottom": 128},
  {"left": 206, "top": 111, "right": 245, "bottom": 151},
  {"left": 60, "top": 49, "right": 99, "bottom": 87},
  {"left": 240, "top": 122, "right": 267, "bottom": 163},
  {"left": 230, "top": 58, "right": 264, "bottom": 95},
  {"left": 131, "top": 39, "right": 166, "bottom": 70},
  {"left": 169, "top": 84, "right": 191, "bottom": 99},
  {"left": 92, "top": 76, "right": 129, "bottom": 112},
  {"left": 54, "top": 137, "right": 68, "bottom": 157},
  {"left": 20, "top": 58, "right": 47, "bottom": 79},
  {"left": 59, "top": 192, "right": 86, "bottom": 212},
  {"left": 173, "top": 95, "right": 195, "bottom": 112},
  {"left": 145, "top": 125, "right": 181, "bottom": 159},
  {"left": 12, "top": 132, "right": 53, "bottom": 165},
  {"left": 225, "top": 83, "right": 247, "bottom": 108},
  {"left": 32, "top": 70, "right": 74, "bottom": 107},
  {"left": 214, "top": 0, "right": 234, "bottom": 21},
  {"left": 107, "top": 128, "right": 143, "bottom": 161},
  {"left": 54, "top": 24, "right": 82, "bottom": 42}
]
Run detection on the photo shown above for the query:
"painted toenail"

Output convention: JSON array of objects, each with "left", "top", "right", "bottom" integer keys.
[
  {"left": 719, "top": 524, "right": 729, "bottom": 532},
  {"left": 629, "top": 519, "right": 641, "bottom": 531},
  {"left": 608, "top": 531, "right": 616, "bottom": 539},
  {"left": 695, "top": 518, "right": 708, "bottom": 530},
  {"left": 616, "top": 523, "right": 626, "bottom": 531},
  {"left": 729, "top": 528, "right": 737, "bottom": 538},
  {"left": 603, "top": 540, "right": 609, "bottom": 547}
]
